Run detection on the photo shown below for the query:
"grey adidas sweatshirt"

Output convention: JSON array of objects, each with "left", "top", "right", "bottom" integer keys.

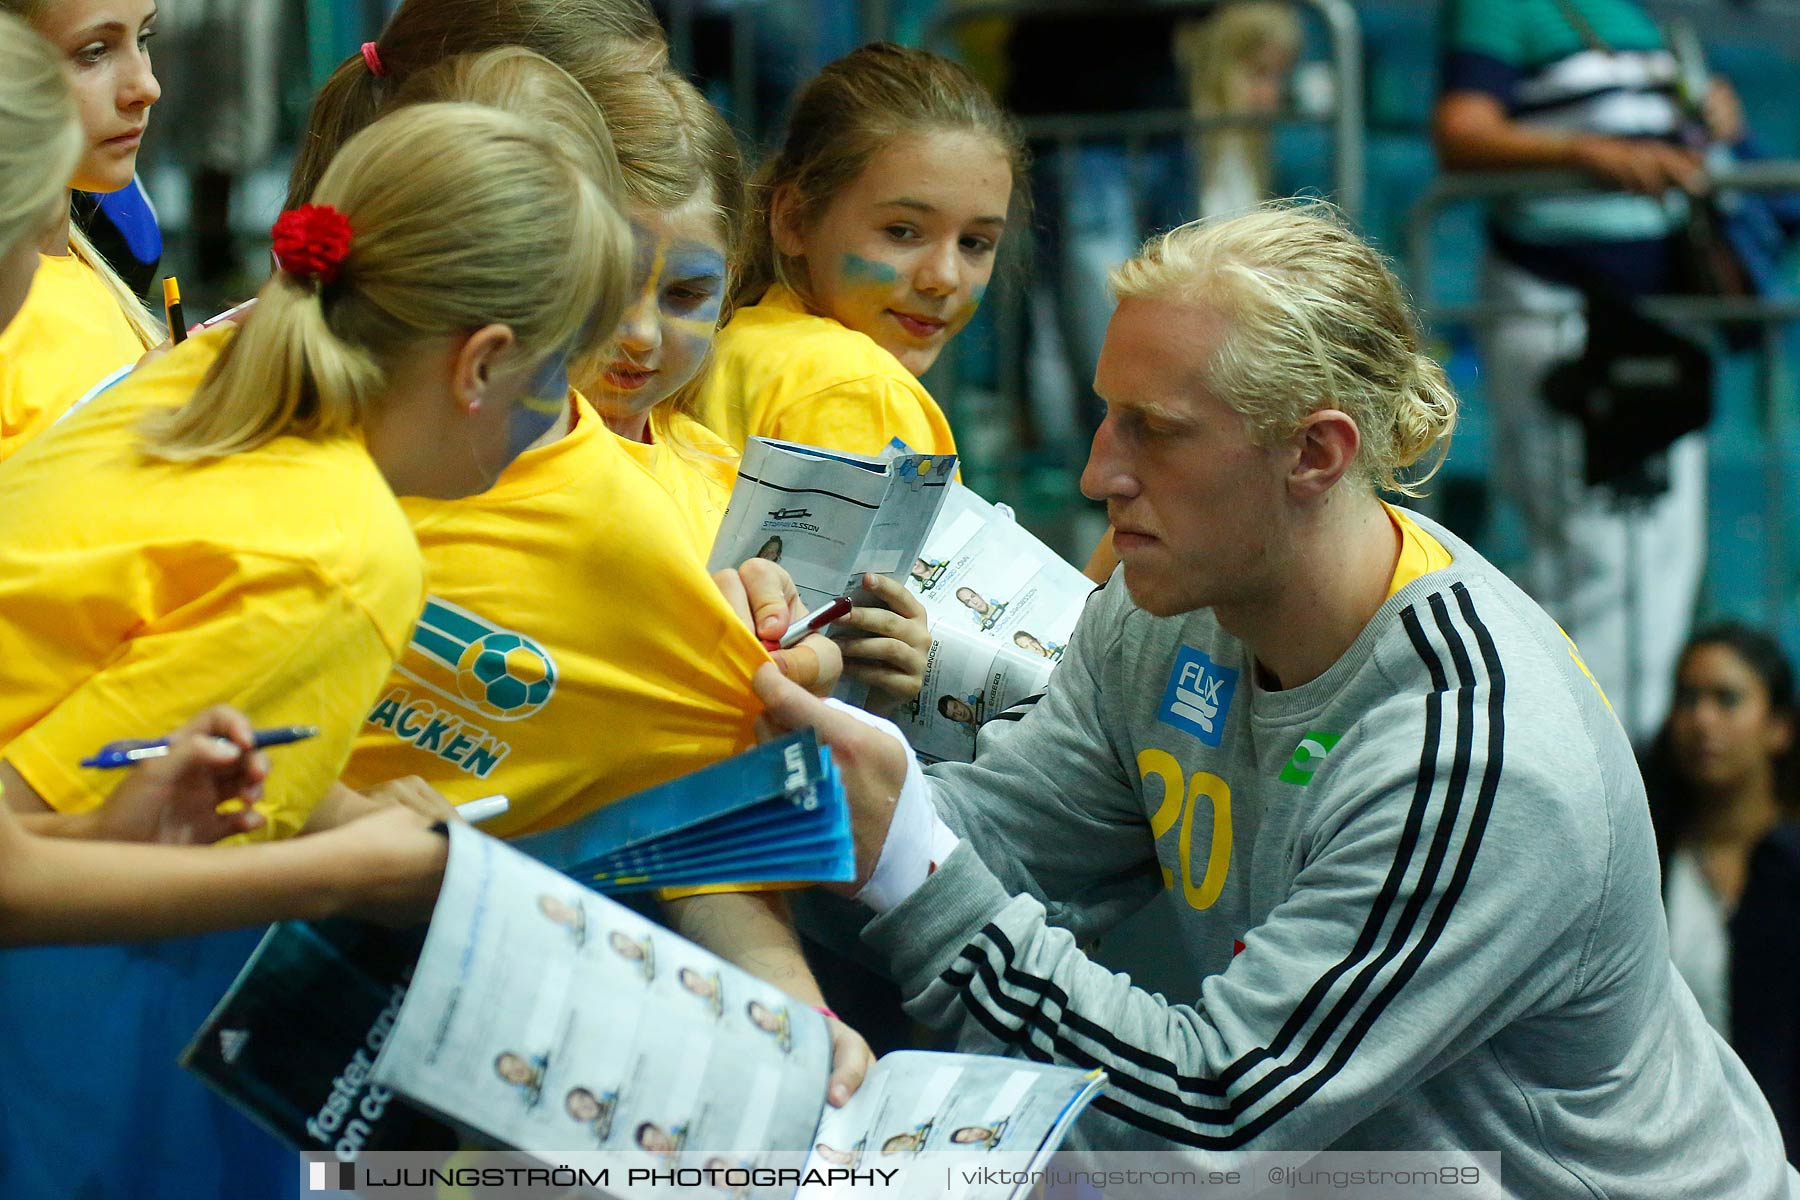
[{"left": 862, "top": 512, "right": 1795, "bottom": 1198}]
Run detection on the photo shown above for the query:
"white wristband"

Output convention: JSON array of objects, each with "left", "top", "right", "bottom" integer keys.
[{"left": 821, "top": 700, "right": 958, "bottom": 914}]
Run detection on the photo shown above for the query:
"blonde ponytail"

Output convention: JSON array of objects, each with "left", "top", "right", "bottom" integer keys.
[
  {"left": 1110, "top": 201, "right": 1458, "bottom": 497},
  {"left": 68, "top": 223, "right": 160, "bottom": 348},
  {"left": 144, "top": 102, "right": 629, "bottom": 461},
  {"left": 1389, "top": 355, "right": 1458, "bottom": 494},
  {"left": 0, "top": 12, "right": 78, "bottom": 260}
]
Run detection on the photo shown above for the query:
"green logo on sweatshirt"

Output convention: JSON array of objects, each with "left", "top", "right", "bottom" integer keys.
[{"left": 1279, "top": 731, "right": 1342, "bottom": 786}]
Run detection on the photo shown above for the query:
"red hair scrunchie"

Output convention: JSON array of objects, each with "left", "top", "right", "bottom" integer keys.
[{"left": 271, "top": 204, "right": 353, "bottom": 287}]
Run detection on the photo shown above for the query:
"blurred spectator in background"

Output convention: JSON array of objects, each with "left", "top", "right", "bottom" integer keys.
[
  {"left": 1643, "top": 623, "right": 1797, "bottom": 1036},
  {"left": 1008, "top": 1, "right": 1298, "bottom": 441},
  {"left": 156, "top": 0, "right": 281, "bottom": 291},
  {"left": 1005, "top": 3, "right": 1187, "bottom": 439},
  {"left": 1434, "top": 0, "right": 1745, "bottom": 740},
  {"left": 1175, "top": 0, "right": 1300, "bottom": 218}
]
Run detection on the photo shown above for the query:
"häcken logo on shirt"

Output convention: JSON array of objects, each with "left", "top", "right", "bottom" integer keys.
[
  {"left": 400, "top": 598, "right": 558, "bottom": 721},
  {"left": 363, "top": 598, "right": 556, "bottom": 779},
  {"left": 1156, "top": 647, "right": 1238, "bottom": 746}
]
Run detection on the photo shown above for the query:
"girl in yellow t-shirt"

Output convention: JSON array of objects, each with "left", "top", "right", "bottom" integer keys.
[
  {"left": 0, "top": 0, "right": 167, "bottom": 461},
  {"left": 695, "top": 43, "right": 1029, "bottom": 461},
  {"left": 568, "top": 64, "right": 934, "bottom": 705},
  {"left": 0, "top": 12, "right": 450, "bottom": 943},
  {"left": 295, "top": 48, "right": 876, "bottom": 1100},
  {"left": 0, "top": 100, "right": 626, "bottom": 838}
]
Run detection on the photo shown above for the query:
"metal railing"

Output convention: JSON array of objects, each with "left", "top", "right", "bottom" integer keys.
[
  {"left": 1407, "top": 164, "right": 1800, "bottom": 331},
  {"left": 910, "top": 0, "right": 1364, "bottom": 560},
  {"left": 923, "top": 0, "right": 1364, "bottom": 216}
]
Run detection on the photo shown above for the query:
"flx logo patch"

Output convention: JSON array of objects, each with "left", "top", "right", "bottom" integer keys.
[{"left": 1156, "top": 647, "right": 1239, "bottom": 746}]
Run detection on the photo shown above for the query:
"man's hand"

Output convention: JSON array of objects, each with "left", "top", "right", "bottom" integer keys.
[
  {"left": 717, "top": 556, "right": 800, "bottom": 646},
  {"left": 834, "top": 573, "right": 930, "bottom": 706},
  {"left": 1570, "top": 134, "right": 1705, "bottom": 195},
  {"left": 93, "top": 706, "right": 270, "bottom": 844},
  {"left": 751, "top": 664, "right": 911, "bottom": 893},
  {"left": 302, "top": 776, "right": 458, "bottom": 835},
  {"left": 713, "top": 559, "right": 845, "bottom": 696},
  {"left": 825, "top": 1015, "right": 874, "bottom": 1106}
]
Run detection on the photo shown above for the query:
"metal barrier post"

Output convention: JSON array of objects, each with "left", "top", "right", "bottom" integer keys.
[{"left": 1300, "top": 0, "right": 1364, "bottom": 220}]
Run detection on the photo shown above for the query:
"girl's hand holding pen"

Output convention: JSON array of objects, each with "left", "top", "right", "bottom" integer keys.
[
  {"left": 712, "top": 557, "right": 844, "bottom": 697},
  {"left": 91, "top": 706, "right": 271, "bottom": 844}
]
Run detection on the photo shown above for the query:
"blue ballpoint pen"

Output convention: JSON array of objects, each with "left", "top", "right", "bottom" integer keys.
[{"left": 80, "top": 725, "right": 321, "bottom": 770}]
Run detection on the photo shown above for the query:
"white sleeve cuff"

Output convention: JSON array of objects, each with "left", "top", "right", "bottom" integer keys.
[{"left": 821, "top": 700, "right": 960, "bottom": 914}]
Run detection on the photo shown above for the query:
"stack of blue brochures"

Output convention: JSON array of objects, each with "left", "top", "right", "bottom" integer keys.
[{"left": 510, "top": 730, "right": 854, "bottom": 893}]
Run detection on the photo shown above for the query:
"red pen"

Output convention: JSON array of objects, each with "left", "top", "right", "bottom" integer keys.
[{"left": 773, "top": 595, "right": 853, "bottom": 650}]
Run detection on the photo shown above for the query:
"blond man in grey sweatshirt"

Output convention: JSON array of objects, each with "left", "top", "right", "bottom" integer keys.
[{"left": 756, "top": 203, "right": 1795, "bottom": 1198}]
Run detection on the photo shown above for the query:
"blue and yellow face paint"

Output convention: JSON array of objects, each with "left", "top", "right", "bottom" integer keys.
[
  {"left": 589, "top": 212, "right": 730, "bottom": 422},
  {"left": 504, "top": 351, "right": 570, "bottom": 464},
  {"left": 840, "top": 253, "right": 899, "bottom": 287}
]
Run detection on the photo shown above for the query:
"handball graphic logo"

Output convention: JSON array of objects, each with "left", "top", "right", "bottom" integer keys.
[
  {"left": 399, "top": 597, "right": 559, "bottom": 722},
  {"left": 456, "top": 632, "right": 556, "bottom": 719}
]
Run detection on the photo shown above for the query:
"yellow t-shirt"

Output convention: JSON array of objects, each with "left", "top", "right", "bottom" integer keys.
[
  {"left": 612, "top": 410, "right": 738, "bottom": 558},
  {"left": 0, "top": 328, "right": 425, "bottom": 838},
  {"left": 1385, "top": 502, "right": 1455, "bottom": 596},
  {"left": 696, "top": 284, "right": 957, "bottom": 458},
  {"left": 0, "top": 252, "right": 145, "bottom": 462},
  {"left": 342, "top": 392, "right": 771, "bottom": 839}
]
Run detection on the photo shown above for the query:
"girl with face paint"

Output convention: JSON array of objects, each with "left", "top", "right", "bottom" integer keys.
[
  {"left": 570, "top": 67, "right": 934, "bottom": 711},
  {"left": 318, "top": 52, "right": 876, "bottom": 1110},
  {"left": 694, "top": 43, "right": 1030, "bottom": 463}
]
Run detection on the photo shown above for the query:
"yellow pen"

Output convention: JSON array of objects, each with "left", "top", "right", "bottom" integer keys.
[{"left": 162, "top": 276, "right": 187, "bottom": 344}]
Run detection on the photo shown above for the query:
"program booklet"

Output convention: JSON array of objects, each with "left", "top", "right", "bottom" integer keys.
[
  {"left": 896, "top": 483, "right": 1094, "bottom": 762},
  {"left": 511, "top": 731, "right": 853, "bottom": 893},
  {"left": 707, "top": 438, "right": 956, "bottom": 617},
  {"left": 182, "top": 823, "right": 1104, "bottom": 1199}
]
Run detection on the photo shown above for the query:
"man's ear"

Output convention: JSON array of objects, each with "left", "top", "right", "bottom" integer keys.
[
  {"left": 1288, "top": 408, "right": 1360, "bottom": 499},
  {"left": 449, "top": 324, "right": 518, "bottom": 412},
  {"left": 770, "top": 183, "right": 808, "bottom": 260}
]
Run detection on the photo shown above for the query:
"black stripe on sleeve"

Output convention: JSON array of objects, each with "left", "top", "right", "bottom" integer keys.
[
  {"left": 933, "top": 589, "right": 1507, "bottom": 1146},
  {"left": 986, "top": 693, "right": 1046, "bottom": 724}
]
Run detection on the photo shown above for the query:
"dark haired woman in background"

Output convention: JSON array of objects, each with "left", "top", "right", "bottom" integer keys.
[{"left": 1644, "top": 624, "right": 1799, "bottom": 1066}]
